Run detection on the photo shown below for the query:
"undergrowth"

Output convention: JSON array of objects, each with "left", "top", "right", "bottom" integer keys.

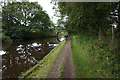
[{"left": 71, "top": 34, "right": 118, "bottom": 78}]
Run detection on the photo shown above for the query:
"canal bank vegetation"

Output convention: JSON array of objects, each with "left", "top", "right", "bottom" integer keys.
[
  {"left": 1, "top": 33, "right": 12, "bottom": 43},
  {"left": 2, "top": 1, "right": 55, "bottom": 43},
  {"left": 56, "top": 2, "right": 120, "bottom": 78},
  {"left": 71, "top": 34, "right": 114, "bottom": 78},
  {"left": 19, "top": 40, "right": 65, "bottom": 78},
  {"left": 58, "top": 61, "right": 64, "bottom": 79}
]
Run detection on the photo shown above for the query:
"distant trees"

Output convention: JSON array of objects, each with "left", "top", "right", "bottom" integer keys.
[{"left": 2, "top": 1, "right": 54, "bottom": 42}]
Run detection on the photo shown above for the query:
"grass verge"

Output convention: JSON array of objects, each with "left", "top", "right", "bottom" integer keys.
[
  {"left": 19, "top": 40, "right": 65, "bottom": 78},
  {"left": 58, "top": 62, "right": 64, "bottom": 79},
  {"left": 71, "top": 34, "right": 114, "bottom": 78}
]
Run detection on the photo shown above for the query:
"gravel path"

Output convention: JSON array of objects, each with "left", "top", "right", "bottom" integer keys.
[
  {"left": 63, "top": 39, "right": 74, "bottom": 78},
  {"left": 47, "top": 38, "right": 74, "bottom": 78}
]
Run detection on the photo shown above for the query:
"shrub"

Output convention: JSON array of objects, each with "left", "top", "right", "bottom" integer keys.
[{"left": 1, "top": 33, "right": 12, "bottom": 43}]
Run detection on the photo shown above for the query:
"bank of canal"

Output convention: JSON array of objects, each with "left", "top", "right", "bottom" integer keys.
[
  {"left": 2, "top": 37, "right": 62, "bottom": 78},
  {"left": 19, "top": 39, "right": 65, "bottom": 78}
]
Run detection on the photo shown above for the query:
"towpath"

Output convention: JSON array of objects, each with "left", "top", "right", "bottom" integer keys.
[{"left": 47, "top": 38, "right": 74, "bottom": 78}]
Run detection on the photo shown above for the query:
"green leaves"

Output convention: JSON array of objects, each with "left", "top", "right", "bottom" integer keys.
[
  {"left": 55, "top": 2, "right": 120, "bottom": 77},
  {"left": 56, "top": 2, "right": 118, "bottom": 35},
  {"left": 2, "top": 2, "right": 54, "bottom": 42}
]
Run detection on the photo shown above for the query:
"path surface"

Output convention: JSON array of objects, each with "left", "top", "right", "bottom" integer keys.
[{"left": 47, "top": 38, "right": 74, "bottom": 78}]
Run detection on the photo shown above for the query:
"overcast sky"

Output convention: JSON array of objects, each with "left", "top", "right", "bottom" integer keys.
[{"left": 29, "top": 0, "right": 58, "bottom": 24}]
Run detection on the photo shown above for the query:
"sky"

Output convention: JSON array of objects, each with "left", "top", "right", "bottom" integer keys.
[{"left": 29, "top": 0, "right": 58, "bottom": 24}]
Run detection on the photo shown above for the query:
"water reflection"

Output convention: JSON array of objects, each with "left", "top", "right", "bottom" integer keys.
[
  {"left": 60, "top": 38, "right": 64, "bottom": 41},
  {"left": 2, "top": 38, "right": 59, "bottom": 78},
  {"left": 0, "top": 51, "right": 6, "bottom": 55}
]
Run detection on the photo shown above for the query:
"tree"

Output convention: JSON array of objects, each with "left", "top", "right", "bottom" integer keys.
[{"left": 2, "top": 2, "right": 54, "bottom": 41}]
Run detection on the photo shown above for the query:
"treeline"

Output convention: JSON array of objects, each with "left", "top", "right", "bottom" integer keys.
[
  {"left": 2, "top": 1, "right": 55, "bottom": 42},
  {"left": 56, "top": 2, "right": 120, "bottom": 77}
]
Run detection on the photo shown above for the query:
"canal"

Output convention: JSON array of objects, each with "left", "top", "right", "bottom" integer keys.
[{"left": 2, "top": 37, "right": 60, "bottom": 78}]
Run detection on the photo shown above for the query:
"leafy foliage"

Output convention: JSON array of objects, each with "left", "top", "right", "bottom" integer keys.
[
  {"left": 2, "top": 2, "right": 55, "bottom": 42},
  {"left": 57, "top": 2, "right": 118, "bottom": 35},
  {"left": 54, "top": 2, "right": 120, "bottom": 78},
  {"left": 1, "top": 33, "right": 12, "bottom": 43}
]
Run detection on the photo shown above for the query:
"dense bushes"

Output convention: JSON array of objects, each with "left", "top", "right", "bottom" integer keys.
[
  {"left": 3, "top": 26, "right": 54, "bottom": 42},
  {"left": 1, "top": 33, "right": 12, "bottom": 43}
]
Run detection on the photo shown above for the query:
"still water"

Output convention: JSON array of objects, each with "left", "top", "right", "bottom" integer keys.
[{"left": 2, "top": 37, "right": 60, "bottom": 78}]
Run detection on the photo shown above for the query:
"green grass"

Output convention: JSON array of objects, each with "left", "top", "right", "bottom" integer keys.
[
  {"left": 58, "top": 62, "right": 64, "bottom": 79},
  {"left": 71, "top": 34, "right": 114, "bottom": 78},
  {"left": 19, "top": 40, "right": 66, "bottom": 78}
]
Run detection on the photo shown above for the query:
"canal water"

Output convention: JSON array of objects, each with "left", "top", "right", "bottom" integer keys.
[{"left": 1, "top": 37, "right": 61, "bottom": 78}]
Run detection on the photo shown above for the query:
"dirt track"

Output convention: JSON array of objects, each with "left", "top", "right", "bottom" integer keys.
[{"left": 47, "top": 38, "right": 74, "bottom": 78}]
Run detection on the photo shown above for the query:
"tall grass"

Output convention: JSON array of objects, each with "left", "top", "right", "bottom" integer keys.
[{"left": 71, "top": 34, "right": 114, "bottom": 78}]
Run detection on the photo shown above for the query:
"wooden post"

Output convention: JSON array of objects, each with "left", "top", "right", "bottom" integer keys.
[
  {"left": 110, "top": 26, "right": 114, "bottom": 50},
  {"left": 112, "top": 26, "right": 114, "bottom": 44},
  {"left": 99, "top": 27, "right": 101, "bottom": 41}
]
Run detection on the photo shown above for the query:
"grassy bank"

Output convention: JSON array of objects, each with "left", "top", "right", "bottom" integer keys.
[
  {"left": 58, "top": 62, "right": 64, "bottom": 79},
  {"left": 71, "top": 34, "right": 114, "bottom": 78},
  {"left": 19, "top": 40, "right": 65, "bottom": 78}
]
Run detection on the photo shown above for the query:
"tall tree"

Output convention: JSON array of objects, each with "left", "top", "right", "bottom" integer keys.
[{"left": 2, "top": 2, "right": 54, "bottom": 41}]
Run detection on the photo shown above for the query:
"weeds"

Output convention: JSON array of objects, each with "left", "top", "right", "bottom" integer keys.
[
  {"left": 71, "top": 34, "right": 115, "bottom": 78},
  {"left": 58, "top": 62, "right": 64, "bottom": 79}
]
